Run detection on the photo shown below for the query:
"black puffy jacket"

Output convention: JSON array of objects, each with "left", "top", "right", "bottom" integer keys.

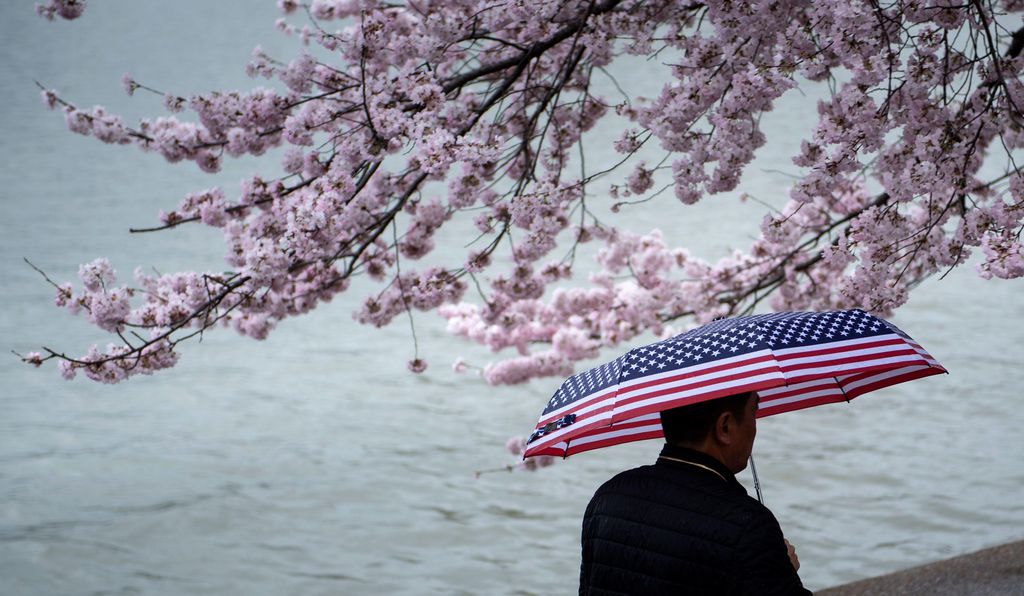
[{"left": 580, "top": 444, "right": 812, "bottom": 595}]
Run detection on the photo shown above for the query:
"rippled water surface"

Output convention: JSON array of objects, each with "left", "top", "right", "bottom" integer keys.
[{"left": 2, "top": 3, "right": 1023, "bottom": 594}]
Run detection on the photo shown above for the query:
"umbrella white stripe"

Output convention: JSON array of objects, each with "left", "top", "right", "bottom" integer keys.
[
  {"left": 911, "top": 350, "right": 941, "bottom": 368},
  {"left": 770, "top": 333, "right": 904, "bottom": 355},
  {"left": 617, "top": 349, "right": 776, "bottom": 392},
  {"left": 557, "top": 413, "right": 662, "bottom": 455},
  {"left": 615, "top": 371, "right": 786, "bottom": 418},
  {"left": 569, "top": 422, "right": 663, "bottom": 448},
  {"left": 620, "top": 371, "right": 783, "bottom": 408},
  {"left": 842, "top": 364, "right": 935, "bottom": 393},
  {"left": 535, "top": 386, "right": 618, "bottom": 424},
  {"left": 893, "top": 340, "right": 942, "bottom": 368},
  {"left": 528, "top": 410, "right": 613, "bottom": 452},
  {"left": 781, "top": 354, "right": 927, "bottom": 379},
  {"left": 758, "top": 387, "right": 846, "bottom": 409},
  {"left": 538, "top": 440, "right": 568, "bottom": 453},
  {"left": 604, "top": 412, "right": 661, "bottom": 424},
  {"left": 629, "top": 412, "right": 662, "bottom": 423},
  {"left": 617, "top": 357, "right": 782, "bottom": 400},
  {"left": 757, "top": 377, "right": 837, "bottom": 398},
  {"left": 774, "top": 343, "right": 922, "bottom": 368}
]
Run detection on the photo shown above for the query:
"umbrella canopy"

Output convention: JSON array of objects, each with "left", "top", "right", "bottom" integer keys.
[{"left": 523, "top": 309, "right": 946, "bottom": 458}]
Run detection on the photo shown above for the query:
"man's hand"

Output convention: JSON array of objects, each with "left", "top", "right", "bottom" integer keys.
[{"left": 784, "top": 539, "right": 800, "bottom": 571}]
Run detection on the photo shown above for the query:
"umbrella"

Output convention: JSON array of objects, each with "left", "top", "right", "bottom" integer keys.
[{"left": 523, "top": 309, "right": 946, "bottom": 460}]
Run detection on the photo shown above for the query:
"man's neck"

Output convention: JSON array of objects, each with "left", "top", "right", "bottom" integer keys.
[
  {"left": 671, "top": 440, "right": 729, "bottom": 470},
  {"left": 660, "top": 443, "right": 731, "bottom": 473}
]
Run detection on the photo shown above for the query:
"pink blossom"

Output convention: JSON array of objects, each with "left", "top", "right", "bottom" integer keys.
[
  {"left": 520, "top": 455, "right": 556, "bottom": 471},
  {"left": 63, "top": 107, "right": 91, "bottom": 135},
  {"left": 40, "top": 89, "right": 59, "bottom": 110},
  {"left": 626, "top": 162, "right": 654, "bottom": 195},
  {"left": 309, "top": 0, "right": 361, "bottom": 21},
  {"left": 978, "top": 232, "right": 1024, "bottom": 279},
  {"left": 505, "top": 436, "right": 524, "bottom": 456},
  {"left": 163, "top": 94, "right": 185, "bottom": 113},
  {"left": 36, "top": 0, "right": 85, "bottom": 20},
  {"left": 121, "top": 73, "right": 135, "bottom": 96},
  {"left": 78, "top": 258, "right": 115, "bottom": 292},
  {"left": 280, "top": 53, "right": 316, "bottom": 93},
  {"left": 54, "top": 282, "right": 73, "bottom": 307},
  {"left": 58, "top": 360, "right": 76, "bottom": 380}
]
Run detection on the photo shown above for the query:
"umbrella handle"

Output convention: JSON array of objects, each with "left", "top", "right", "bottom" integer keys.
[{"left": 749, "top": 454, "right": 764, "bottom": 504}]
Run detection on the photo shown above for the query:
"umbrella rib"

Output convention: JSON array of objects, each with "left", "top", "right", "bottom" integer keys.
[{"left": 836, "top": 377, "right": 850, "bottom": 403}]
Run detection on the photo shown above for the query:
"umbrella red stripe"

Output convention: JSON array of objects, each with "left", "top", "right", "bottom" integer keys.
[
  {"left": 778, "top": 354, "right": 929, "bottom": 381},
  {"left": 772, "top": 336, "right": 908, "bottom": 361},
  {"left": 565, "top": 426, "right": 664, "bottom": 456},
  {"left": 555, "top": 414, "right": 663, "bottom": 457},
  {"left": 908, "top": 347, "right": 945, "bottom": 371},
  {"left": 615, "top": 361, "right": 784, "bottom": 407},
  {"left": 581, "top": 414, "right": 660, "bottom": 433},
  {"left": 757, "top": 383, "right": 847, "bottom": 408},
  {"left": 756, "top": 365, "right": 945, "bottom": 414},
  {"left": 757, "top": 377, "right": 842, "bottom": 401},
  {"left": 757, "top": 393, "right": 850, "bottom": 417},
  {"left": 525, "top": 407, "right": 613, "bottom": 456},
  {"left": 777, "top": 348, "right": 922, "bottom": 373},
  {"left": 532, "top": 405, "right": 667, "bottom": 458},
  {"left": 617, "top": 353, "right": 777, "bottom": 394},
  {"left": 535, "top": 387, "right": 617, "bottom": 426},
  {"left": 841, "top": 366, "right": 946, "bottom": 400},
  {"left": 532, "top": 401, "right": 613, "bottom": 432},
  {"left": 566, "top": 414, "right": 659, "bottom": 441},
  {"left": 840, "top": 364, "right": 930, "bottom": 389},
  {"left": 614, "top": 376, "right": 786, "bottom": 423},
  {"left": 565, "top": 431, "right": 665, "bottom": 457},
  {"left": 524, "top": 446, "right": 573, "bottom": 460}
]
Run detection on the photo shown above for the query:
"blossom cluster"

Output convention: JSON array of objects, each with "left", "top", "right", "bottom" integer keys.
[
  {"left": 35, "top": 0, "right": 85, "bottom": 21},
  {"left": 505, "top": 436, "right": 556, "bottom": 471},
  {"left": 29, "top": 0, "right": 1023, "bottom": 393}
]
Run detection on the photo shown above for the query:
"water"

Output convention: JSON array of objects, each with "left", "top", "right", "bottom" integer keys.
[{"left": 2, "top": 2, "right": 1023, "bottom": 594}]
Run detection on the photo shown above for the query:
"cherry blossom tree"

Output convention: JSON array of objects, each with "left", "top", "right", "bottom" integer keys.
[{"left": 21, "top": 0, "right": 1024, "bottom": 387}]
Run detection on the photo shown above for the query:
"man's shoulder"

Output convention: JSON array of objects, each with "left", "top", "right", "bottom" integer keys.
[
  {"left": 590, "top": 463, "right": 775, "bottom": 522},
  {"left": 604, "top": 463, "right": 658, "bottom": 482},
  {"left": 591, "top": 464, "right": 660, "bottom": 494},
  {"left": 585, "top": 464, "right": 665, "bottom": 507}
]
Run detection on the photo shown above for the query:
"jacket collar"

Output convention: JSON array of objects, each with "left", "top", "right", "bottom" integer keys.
[{"left": 656, "top": 443, "right": 746, "bottom": 493}]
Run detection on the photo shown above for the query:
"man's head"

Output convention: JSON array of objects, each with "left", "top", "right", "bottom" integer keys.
[{"left": 660, "top": 391, "right": 758, "bottom": 473}]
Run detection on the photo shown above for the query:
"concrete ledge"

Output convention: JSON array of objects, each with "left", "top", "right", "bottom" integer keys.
[{"left": 817, "top": 540, "right": 1024, "bottom": 596}]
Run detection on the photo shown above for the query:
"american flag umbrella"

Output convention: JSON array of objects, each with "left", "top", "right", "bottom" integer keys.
[{"left": 523, "top": 309, "right": 946, "bottom": 459}]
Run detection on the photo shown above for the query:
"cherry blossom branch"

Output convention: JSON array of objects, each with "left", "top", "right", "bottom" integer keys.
[{"left": 24, "top": 1, "right": 1024, "bottom": 386}]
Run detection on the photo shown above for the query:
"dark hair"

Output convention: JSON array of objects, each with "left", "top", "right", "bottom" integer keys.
[{"left": 660, "top": 392, "right": 753, "bottom": 446}]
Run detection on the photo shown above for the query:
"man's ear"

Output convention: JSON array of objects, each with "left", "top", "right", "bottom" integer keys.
[{"left": 713, "top": 410, "right": 735, "bottom": 446}]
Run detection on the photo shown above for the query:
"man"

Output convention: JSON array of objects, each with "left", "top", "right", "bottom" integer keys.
[{"left": 579, "top": 391, "right": 812, "bottom": 595}]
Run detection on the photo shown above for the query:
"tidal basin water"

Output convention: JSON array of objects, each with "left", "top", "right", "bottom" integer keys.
[{"left": 2, "top": 2, "right": 1023, "bottom": 594}]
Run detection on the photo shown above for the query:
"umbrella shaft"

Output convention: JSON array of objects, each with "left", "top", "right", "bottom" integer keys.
[{"left": 749, "top": 455, "right": 764, "bottom": 504}]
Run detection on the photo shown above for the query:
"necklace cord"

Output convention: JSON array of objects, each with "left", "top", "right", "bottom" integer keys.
[{"left": 657, "top": 455, "right": 728, "bottom": 483}]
